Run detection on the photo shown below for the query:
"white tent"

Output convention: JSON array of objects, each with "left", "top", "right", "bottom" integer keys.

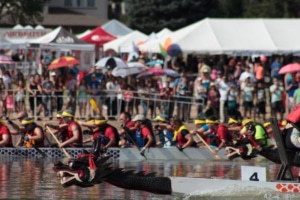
[
  {"left": 29, "top": 26, "right": 94, "bottom": 51},
  {"left": 103, "top": 30, "right": 147, "bottom": 53},
  {"left": 139, "top": 18, "right": 300, "bottom": 55},
  {"left": 101, "top": 19, "right": 133, "bottom": 37}
]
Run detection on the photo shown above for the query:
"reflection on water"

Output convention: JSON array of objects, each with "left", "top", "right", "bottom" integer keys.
[{"left": 0, "top": 156, "right": 299, "bottom": 199}]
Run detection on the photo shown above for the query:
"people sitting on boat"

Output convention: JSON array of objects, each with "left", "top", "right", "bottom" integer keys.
[
  {"left": 190, "top": 117, "right": 210, "bottom": 146},
  {"left": 0, "top": 116, "right": 13, "bottom": 147},
  {"left": 7, "top": 111, "right": 28, "bottom": 147},
  {"left": 118, "top": 112, "right": 137, "bottom": 147},
  {"left": 227, "top": 118, "right": 243, "bottom": 143},
  {"left": 205, "top": 116, "right": 233, "bottom": 154},
  {"left": 153, "top": 114, "right": 174, "bottom": 148},
  {"left": 44, "top": 111, "right": 68, "bottom": 144},
  {"left": 81, "top": 116, "right": 120, "bottom": 151},
  {"left": 282, "top": 104, "right": 300, "bottom": 150},
  {"left": 172, "top": 117, "right": 194, "bottom": 151},
  {"left": 131, "top": 114, "right": 155, "bottom": 154},
  {"left": 240, "top": 118, "right": 270, "bottom": 150},
  {"left": 18, "top": 117, "right": 44, "bottom": 148},
  {"left": 59, "top": 109, "right": 83, "bottom": 148}
]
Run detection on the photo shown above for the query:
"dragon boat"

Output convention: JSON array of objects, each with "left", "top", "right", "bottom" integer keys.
[
  {"left": 0, "top": 147, "right": 228, "bottom": 160},
  {"left": 51, "top": 117, "right": 300, "bottom": 196}
]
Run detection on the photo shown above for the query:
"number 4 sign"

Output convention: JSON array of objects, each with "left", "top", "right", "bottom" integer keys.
[{"left": 241, "top": 166, "right": 266, "bottom": 182}]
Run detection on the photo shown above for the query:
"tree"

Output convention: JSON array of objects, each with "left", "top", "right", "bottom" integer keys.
[
  {"left": 124, "top": 0, "right": 219, "bottom": 34},
  {"left": 0, "top": 0, "right": 50, "bottom": 25}
]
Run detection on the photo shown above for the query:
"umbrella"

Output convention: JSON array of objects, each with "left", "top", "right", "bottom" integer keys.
[
  {"left": 95, "top": 56, "right": 127, "bottom": 69},
  {"left": 279, "top": 63, "right": 300, "bottom": 74},
  {"left": 146, "top": 60, "right": 164, "bottom": 66},
  {"left": 166, "top": 44, "right": 182, "bottom": 57},
  {"left": 164, "top": 69, "right": 179, "bottom": 77},
  {"left": 112, "top": 65, "right": 146, "bottom": 78},
  {"left": 48, "top": 56, "right": 80, "bottom": 70},
  {"left": 137, "top": 68, "right": 166, "bottom": 78},
  {"left": 0, "top": 55, "right": 15, "bottom": 64}
]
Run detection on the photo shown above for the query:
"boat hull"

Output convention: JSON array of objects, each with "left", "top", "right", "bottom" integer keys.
[
  {"left": 171, "top": 177, "right": 300, "bottom": 195},
  {"left": 0, "top": 147, "right": 228, "bottom": 160}
]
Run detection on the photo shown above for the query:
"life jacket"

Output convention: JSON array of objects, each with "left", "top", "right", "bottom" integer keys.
[
  {"left": 94, "top": 124, "right": 120, "bottom": 147},
  {"left": 173, "top": 124, "right": 188, "bottom": 141},
  {"left": 287, "top": 103, "right": 300, "bottom": 124},
  {"left": 67, "top": 121, "right": 83, "bottom": 146},
  {"left": 245, "top": 123, "right": 269, "bottom": 148},
  {"left": 25, "top": 124, "right": 44, "bottom": 147},
  {"left": 174, "top": 124, "right": 189, "bottom": 147},
  {"left": 158, "top": 129, "right": 174, "bottom": 147}
]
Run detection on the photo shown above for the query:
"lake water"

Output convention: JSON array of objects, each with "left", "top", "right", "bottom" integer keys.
[{"left": 1, "top": 156, "right": 300, "bottom": 199}]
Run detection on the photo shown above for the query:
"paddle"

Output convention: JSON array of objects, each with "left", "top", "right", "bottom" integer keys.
[
  {"left": 46, "top": 126, "right": 71, "bottom": 158},
  {"left": 195, "top": 133, "right": 222, "bottom": 160},
  {"left": 23, "top": 135, "right": 47, "bottom": 158},
  {"left": 89, "top": 98, "right": 102, "bottom": 116}
]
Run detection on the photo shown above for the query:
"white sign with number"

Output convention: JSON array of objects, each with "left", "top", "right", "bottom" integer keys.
[{"left": 241, "top": 166, "right": 266, "bottom": 182}]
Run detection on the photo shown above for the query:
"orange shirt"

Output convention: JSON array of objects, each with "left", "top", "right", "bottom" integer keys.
[{"left": 256, "top": 65, "right": 264, "bottom": 80}]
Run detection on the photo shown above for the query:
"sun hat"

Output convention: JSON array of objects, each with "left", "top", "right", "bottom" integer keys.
[{"left": 132, "top": 114, "right": 145, "bottom": 122}]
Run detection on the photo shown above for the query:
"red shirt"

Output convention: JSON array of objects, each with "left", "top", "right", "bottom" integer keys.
[
  {"left": 93, "top": 124, "right": 119, "bottom": 147},
  {"left": 0, "top": 125, "right": 12, "bottom": 147},
  {"left": 67, "top": 121, "right": 83, "bottom": 146},
  {"left": 215, "top": 124, "right": 232, "bottom": 145},
  {"left": 140, "top": 126, "right": 155, "bottom": 147}
]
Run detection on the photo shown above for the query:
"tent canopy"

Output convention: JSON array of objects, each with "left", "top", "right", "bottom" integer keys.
[
  {"left": 80, "top": 26, "right": 117, "bottom": 47},
  {"left": 103, "top": 30, "right": 148, "bottom": 53},
  {"left": 29, "top": 26, "right": 94, "bottom": 51},
  {"left": 101, "top": 19, "right": 133, "bottom": 37},
  {"left": 139, "top": 18, "right": 300, "bottom": 55}
]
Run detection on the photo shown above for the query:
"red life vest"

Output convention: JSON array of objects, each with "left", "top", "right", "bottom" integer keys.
[
  {"left": 67, "top": 121, "right": 83, "bottom": 145},
  {"left": 287, "top": 103, "right": 300, "bottom": 124}
]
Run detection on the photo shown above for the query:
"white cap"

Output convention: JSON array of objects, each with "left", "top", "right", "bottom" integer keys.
[
  {"left": 50, "top": 71, "right": 56, "bottom": 76},
  {"left": 132, "top": 114, "right": 145, "bottom": 122}
]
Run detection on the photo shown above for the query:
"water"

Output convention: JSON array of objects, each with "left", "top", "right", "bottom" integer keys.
[{"left": 0, "top": 156, "right": 299, "bottom": 199}]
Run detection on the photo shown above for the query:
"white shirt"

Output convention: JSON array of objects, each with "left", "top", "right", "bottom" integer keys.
[{"left": 218, "top": 80, "right": 229, "bottom": 101}]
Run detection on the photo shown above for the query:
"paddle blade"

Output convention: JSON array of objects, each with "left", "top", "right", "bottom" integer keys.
[{"left": 89, "top": 98, "right": 102, "bottom": 115}]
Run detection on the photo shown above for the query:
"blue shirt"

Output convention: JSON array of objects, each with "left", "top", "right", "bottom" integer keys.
[{"left": 88, "top": 80, "right": 101, "bottom": 96}]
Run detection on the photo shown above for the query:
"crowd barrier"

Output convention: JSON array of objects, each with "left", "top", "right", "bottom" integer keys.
[{"left": 0, "top": 89, "right": 204, "bottom": 121}]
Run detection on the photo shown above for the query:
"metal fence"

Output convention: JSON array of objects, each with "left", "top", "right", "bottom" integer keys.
[{"left": 0, "top": 89, "right": 204, "bottom": 121}]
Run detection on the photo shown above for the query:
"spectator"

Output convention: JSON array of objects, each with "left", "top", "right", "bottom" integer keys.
[
  {"left": 14, "top": 79, "right": 25, "bottom": 113},
  {"left": 0, "top": 78, "right": 7, "bottom": 116},
  {"left": 217, "top": 76, "right": 230, "bottom": 123},
  {"left": 65, "top": 72, "right": 77, "bottom": 113},
  {"left": 42, "top": 75, "right": 54, "bottom": 120},
  {"left": 137, "top": 79, "right": 148, "bottom": 117},
  {"left": 54, "top": 75, "right": 65, "bottom": 112},
  {"left": 123, "top": 85, "right": 134, "bottom": 114},
  {"left": 78, "top": 78, "right": 88, "bottom": 120},
  {"left": 270, "top": 78, "right": 284, "bottom": 121},
  {"left": 270, "top": 57, "right": 282, "bottom": 80},
  {"left": 106, "top": 76, "right": 117, "bottom": 118},
  {"left": 285, "top": 72, "right": 298, "bottom": 113},
  {"left": 207, "top": 83, "right": 220, "bottom": 118},
  {"left": 27, "top": 75, "right": 43, "bottom": 119},
  {"left": 241, "top": 76, "right": 255, "bottom": 119},
  {"left": 160, "top": 81, "right": 174, "bottom": 118},
  {"left": 293, "top": 82, "right": 300, "bottom": 107},
  {"left": 255, "top": 82, "right": 266, "bottom": 121}
]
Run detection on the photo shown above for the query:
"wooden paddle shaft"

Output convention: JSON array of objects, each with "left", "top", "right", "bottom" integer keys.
[
  {"left": 46, "top": 126, "right": 71, "bottom": 158},
  {"left": 196, "top": 133, "right": 222, "bottom": 160}
]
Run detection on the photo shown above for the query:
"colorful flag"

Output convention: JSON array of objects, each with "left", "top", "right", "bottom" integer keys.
[{"left": 159, "top": 43, "right": 167, "bottom": 58}]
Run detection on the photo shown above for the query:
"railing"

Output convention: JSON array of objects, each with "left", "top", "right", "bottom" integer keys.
[{"left": 0, "top": 89, "right": 204, "bottom": 121}]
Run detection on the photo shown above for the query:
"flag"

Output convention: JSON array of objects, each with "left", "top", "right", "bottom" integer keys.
[
  {"left": 132, "top": 41, "right": 139, "bottom": 53},
  {"left": 159, "top": 43, "right": 167, "bottom": 58}
]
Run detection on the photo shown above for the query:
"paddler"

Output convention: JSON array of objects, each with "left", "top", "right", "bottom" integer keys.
[
  {"left": 205, "top": 116, "right": 233, "bottom": 154},
  {"left": 189, "top": 117, "right": 210, "bottom": 146},
  {"left": 17, "top": 117, "right": 44, "bottom": 148},
  {"left": 56, "top": 109, "right": 83, "bottom": 148},
  {"left": 172, "top": 117, "right": 194, "bottom": 151},
  {"left": 44, "top": 111, "right": 68, "bottom": 144},
  {"left": 153, "top": 114, "right": 174, "bottom": 147},
  {"left": 81, "top": 115, "right": 119, "bottom": 152},
  {"left": 0, "top": 116, "right": 13, "bottom": 147}
]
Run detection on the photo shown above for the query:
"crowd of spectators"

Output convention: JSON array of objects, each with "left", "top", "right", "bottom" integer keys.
[{"left": 0, "top": 52, "right": 299, "bottom": 124}]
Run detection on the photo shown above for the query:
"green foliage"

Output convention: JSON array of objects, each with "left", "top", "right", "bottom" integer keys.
[
  {"left": 124, "top": 0, "right": 219, "bottom": 34},
  {"left": 0, "top": 0, "right": 49, "bottom": 24}
]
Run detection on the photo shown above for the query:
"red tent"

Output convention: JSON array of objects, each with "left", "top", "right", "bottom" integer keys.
[{"left": 80, "top": 26, "right": 117, "bottom": 47}]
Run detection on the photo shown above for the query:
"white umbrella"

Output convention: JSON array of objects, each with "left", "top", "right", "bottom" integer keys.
[
  {"left": 95, "top": 56, "right": 127, "bottom": 69},
  {"left": 112, "top": 64, "right": 146, "bottom": 78},
  {"left": 127, "top": 62, "right": 146, "bottom": 68},
  {"left": 164, "top": 69, "right": 179, "bottom": 77}
]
